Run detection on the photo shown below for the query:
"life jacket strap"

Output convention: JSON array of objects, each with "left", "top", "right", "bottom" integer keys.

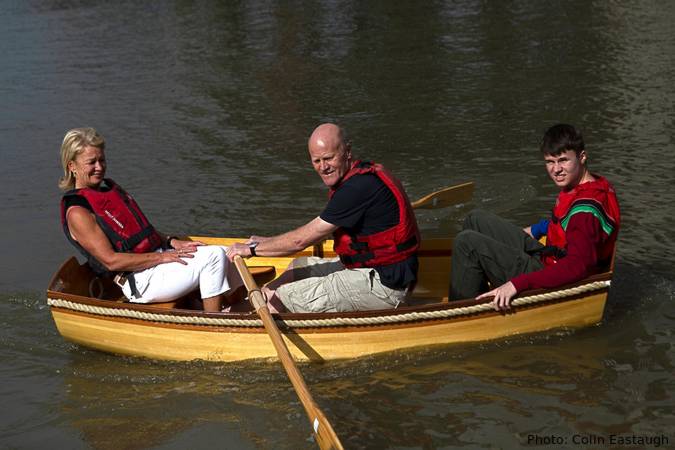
[
  {"left": 348, "top": 235, "right": 418, "bottom": 254},
  {"left": 119, "top": 226, "right": 159, "bottom": 252},
  {"left": 349, "top": 241, "right": 370, "bottom": 251},
  {"left": 122, "top": 272, "right": 141, "bottom": 298},
  {"left": 396, "top": 235, "right": 418, "bottom": 252},
  {"left": 526, "top": 245, "right": 567, "bottom": 259},
  {"left": 339, "top": 252, "right": 375, "bottom": 266}
]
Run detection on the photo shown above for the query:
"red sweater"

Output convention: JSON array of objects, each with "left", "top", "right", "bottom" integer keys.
[{"left": 511, "top": 213, "right": 602, "bottom": 292}]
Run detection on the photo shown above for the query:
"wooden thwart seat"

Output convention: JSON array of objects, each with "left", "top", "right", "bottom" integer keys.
[{"left": 248, "top": 265, "right": 276, "bottom": 281}]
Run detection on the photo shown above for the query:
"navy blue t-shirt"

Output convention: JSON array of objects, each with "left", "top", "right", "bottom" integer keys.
[{"left": 320, "top": 173, "right": 418, "bottom": 289}]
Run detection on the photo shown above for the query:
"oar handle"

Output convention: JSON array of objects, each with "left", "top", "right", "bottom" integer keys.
[{"left": 233, "top": 256, "right": 344, "bottom": 450}]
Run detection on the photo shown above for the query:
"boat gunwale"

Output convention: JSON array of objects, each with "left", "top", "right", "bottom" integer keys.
[{"left": 47, "top": 271, "right": 612, "bottom": 330}]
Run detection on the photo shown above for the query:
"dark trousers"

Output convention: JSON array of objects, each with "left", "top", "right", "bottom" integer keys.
[{"left": 450, "top": 209, "right": 544, "bottom": 300}]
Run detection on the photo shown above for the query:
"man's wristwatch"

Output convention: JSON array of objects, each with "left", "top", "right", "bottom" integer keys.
[{"left": 248, "top": 242, "right": 259, "bottom": 257}]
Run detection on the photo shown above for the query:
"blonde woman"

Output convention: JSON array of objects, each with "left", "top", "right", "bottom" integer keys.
[{"left": 59, "top": 127, "right": 242, "bottom": 312}]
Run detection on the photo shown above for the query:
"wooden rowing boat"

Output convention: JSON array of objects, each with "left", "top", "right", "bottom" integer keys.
[{"left": 46, "top": 235, "right": 614, "bottom": 362}]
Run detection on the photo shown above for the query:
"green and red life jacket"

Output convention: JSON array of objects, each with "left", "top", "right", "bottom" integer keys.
[
  {"left": 544, "top": 175, "right": 620, "bottom": 267},
  {"left": 329, "top": 160, "right": 420, "bottom": 268},
  {"left": 60, "top": 179, "right": 164, "bottom": 275}
]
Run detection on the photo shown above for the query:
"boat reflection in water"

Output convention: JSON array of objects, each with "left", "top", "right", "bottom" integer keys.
[{"left": 60, "top": 350, "right": 293, "bottom": 450}]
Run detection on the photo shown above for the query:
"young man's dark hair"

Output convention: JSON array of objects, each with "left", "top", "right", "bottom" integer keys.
[{"left": 540, "top": 123, "right": 585, "bottom": 156}]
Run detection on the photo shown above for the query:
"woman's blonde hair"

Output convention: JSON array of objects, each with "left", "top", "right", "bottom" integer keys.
[{"left": 58, "top": 127, "right": 106, "bottom": 191}]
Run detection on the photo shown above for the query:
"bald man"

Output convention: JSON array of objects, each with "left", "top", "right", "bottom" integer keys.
[{"left": 227, "top": 123, "right": 420, "bottom": 313}]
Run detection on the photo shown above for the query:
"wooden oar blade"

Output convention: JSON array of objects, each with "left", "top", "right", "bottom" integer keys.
[{"left": 411, "top": 181, "right": 474, "bottom": 210}]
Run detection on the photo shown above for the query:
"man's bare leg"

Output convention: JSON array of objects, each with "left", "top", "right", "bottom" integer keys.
[
  {"left": 202, "top": 295, "right": 223, "bottom": 312},
  {"left": 220, "top": 285, "right": 254, "bottom": 312}
]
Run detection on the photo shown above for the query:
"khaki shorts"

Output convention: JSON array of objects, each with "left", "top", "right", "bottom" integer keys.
[{"left": 275, "top": 257, "right": 407, "bottom": 313}]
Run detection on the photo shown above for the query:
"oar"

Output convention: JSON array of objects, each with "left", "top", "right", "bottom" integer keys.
[
  {"left": 233, "top": 256, "right": 344, "bottom": 450},
  {"left": 411, "top": 181, "right": 474, "bottom": 209}
]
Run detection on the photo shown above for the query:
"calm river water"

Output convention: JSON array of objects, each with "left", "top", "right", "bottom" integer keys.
[{"left": 1, "top": 1, "right": 674, "bottom": 449}]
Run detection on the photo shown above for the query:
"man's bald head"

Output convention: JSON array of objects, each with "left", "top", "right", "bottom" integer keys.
[
  {"left": 307, "top": 123, "right": 352, "bottom": 188},
  {"left": 308, "top": 123, "right": 349, "bottom": 153}
]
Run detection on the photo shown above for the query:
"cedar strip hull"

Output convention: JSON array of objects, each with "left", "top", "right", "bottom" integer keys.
[{"left": 47, "top": 237, "right": 612, "bottom": 362}]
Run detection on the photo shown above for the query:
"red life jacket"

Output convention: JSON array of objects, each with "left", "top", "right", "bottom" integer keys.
[
  {"left": 544, "top": 175, "right": 620, "bottom": 267},
  {"left": 60, "top": 179, "right": 164, "bottom": 274},
  {"left": 329, "top": 160, "right": 421, "bottom": 268}
]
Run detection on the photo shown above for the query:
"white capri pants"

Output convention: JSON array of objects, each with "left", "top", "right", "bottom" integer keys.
[{"left": 118, "top": 246, "right": 242, "bottom": 303}]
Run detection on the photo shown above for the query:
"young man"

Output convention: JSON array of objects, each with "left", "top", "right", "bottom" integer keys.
[
  {"left": 450, "top": 123, "right": 620, "bottom": 310},
  {"left": 227, "top": 123, "right": 420, "bottom": 313}
]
